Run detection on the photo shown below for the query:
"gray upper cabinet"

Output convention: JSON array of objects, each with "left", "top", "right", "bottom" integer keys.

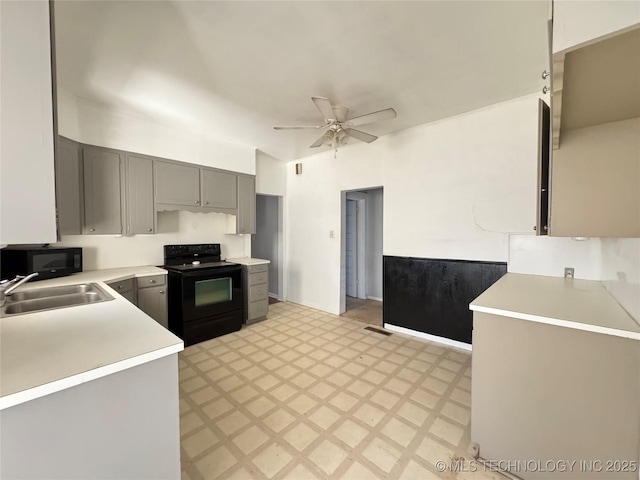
[
  {"left": 126, "top": 154, "right": 155, "bottom": 234},
  {"left": 237, "top": 175, "right": 256, "bottom": 234},
  {"left": 155, "top": 161, "right": 200, "bottom": 207},
  {"left": 201, "top": 169, "right": 237, "bottom": 210},
  {"left": 83, "top": 146, "right": 123, "bottom": 235},
  {"left": 55, "top": 137, "right": 83, "bottom": 235},
  {"left": 59, "top": 140, "right": 248, "bottom": 232}
]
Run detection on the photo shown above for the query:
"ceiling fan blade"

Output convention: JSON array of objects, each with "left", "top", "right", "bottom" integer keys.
[
  {"left": 311, "top": 96, "right": 336, "bottom": 121},
  {"left": 309, "top": 133, "right": 325, "bottom": 148},
  {"left": 346, "top": 128, "right": 378, "bottom": 143},
  {"left": 347, "top": 108, "right": 397, "bottom": 127},
  {"left": 273, "top": 125, "right": 324, "bottom": 130}
]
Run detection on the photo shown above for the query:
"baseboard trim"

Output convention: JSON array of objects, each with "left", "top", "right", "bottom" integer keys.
[
  {"left": 367, "top": 296, "right": 383, "bottom": 302},
  {"left": 384, "top": 324, "right": 472, "bottom": 351},
  {"left": 286, "top": 297, "right": 339, "bottom": 316}
]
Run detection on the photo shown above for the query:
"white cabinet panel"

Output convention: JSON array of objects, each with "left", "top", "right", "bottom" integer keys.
[
  {"left": 0, "top": 0, "right": 56, "bottom": 244},
  {"left": 553, "top": 0, "right": 640, "bottom": 53}
]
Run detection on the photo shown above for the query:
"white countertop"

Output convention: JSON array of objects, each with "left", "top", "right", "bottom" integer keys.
[
  {"left": 227, "top": 257, "right": 270, "bottom": 266},
  {"left": 0, "top": 266, "right": 183, "bottom": 410},
  {"left": 470, "top": 273, "right": 640, "bottom": 340}
]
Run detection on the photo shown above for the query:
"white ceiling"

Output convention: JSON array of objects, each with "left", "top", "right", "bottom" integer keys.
[{"left": 54, "top": 1, "right": 550, "bottom": 161}]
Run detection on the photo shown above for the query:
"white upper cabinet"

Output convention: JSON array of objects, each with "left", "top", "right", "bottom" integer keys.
[
  {"left": 553, "top": 0, "right": 640, "bottom": 53},
  {"left": 0, "top": 0, "right": 57, "bottom": 245},
  {"left": 549, "top": 3, "right": 640, "bottom": 238}
]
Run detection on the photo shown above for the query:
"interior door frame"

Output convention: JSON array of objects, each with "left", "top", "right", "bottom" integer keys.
[
  {"left": 252, "top": 193, "right": 284, "bottom": 301},
  {"left": 340, "top": 189, "right": 375, "bottom": 314},
  {"left": 345, "top": 198, "right": 365, "bottom": 298}
]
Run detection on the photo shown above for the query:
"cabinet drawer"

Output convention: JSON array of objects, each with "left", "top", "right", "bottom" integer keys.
[
  {"left": 248, "top": 284, "right": 268, "bottom": 301},
  {"left": 107, "top": 278, "right": 135, "bottom": 294},
  {"left": 249, "top": 271, "right": 267, "bottom": 286},
  {"left": 137, "top": 274, "right": 166, "bottom": 289},
  {"left": 248, "top": 264, "right": 268, "bottom": 274},
  {"left": 248, "top": 299, "right": 268, "bottom": 320}
]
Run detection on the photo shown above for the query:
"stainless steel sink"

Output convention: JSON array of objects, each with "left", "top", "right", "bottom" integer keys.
[
  {"left": 7, "top": 283, "right": 101, "bottom": 302},
  {"left": 1, "top": 283, "right": 114, "bottom": 316}
]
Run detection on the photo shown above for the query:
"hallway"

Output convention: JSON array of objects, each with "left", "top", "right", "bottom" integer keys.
[{"left": 341, "top": 297, "right": 383, "bottom": 327}]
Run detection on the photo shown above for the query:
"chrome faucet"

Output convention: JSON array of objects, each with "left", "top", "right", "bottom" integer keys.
[{"left": 0, "top": 273, "right": 39, "bottom": 306}]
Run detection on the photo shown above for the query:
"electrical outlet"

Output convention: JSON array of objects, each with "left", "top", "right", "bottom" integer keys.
[
  {"left": 564, "top": 267, "right": 574, "bottom": 279},
  {"left": 329, "top": 230, "right": 334, "bottom": 238}
]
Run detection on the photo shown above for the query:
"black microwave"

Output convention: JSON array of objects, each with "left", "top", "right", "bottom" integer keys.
[{"left": 0, "top": 246, "right": 82, "bottom": 281}]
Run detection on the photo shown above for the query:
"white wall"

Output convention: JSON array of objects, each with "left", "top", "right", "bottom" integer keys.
[
  {"left": 58, "top": 89, "right": 255, "bottom": 174},
  {"left": 58, "top": 211, "right": 248, "bottom": 270},
  {"left": 601, "top": 238, "right": 640, "bottom": 322},
  {"left": 553, "top": 0, "right": 640, "bottom": 53},
  {"left": 256, "top": 150, "right": 287, "bottom": 196},
  {"left": 286, "top": 94, "right": 541, "bottom": 314},
  {"left": 365, "top": 188, "right": 383, "bottom": 300},
  {"left": 508, "top": 235, "right": 602, "bottom": 280}
]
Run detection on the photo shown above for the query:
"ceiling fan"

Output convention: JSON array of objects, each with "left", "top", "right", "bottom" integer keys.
[{"left": 274, "top": 96, "right": 397, "bottom": 151}]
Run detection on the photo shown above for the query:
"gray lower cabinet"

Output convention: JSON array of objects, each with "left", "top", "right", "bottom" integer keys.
[
  {"left": 242, "top": 263, "right": 269, "bottom": 324},
  {"left": 237, "top": 175, "right": 256, "bottom": 234},
  {"left": 107, "top": 278, "right": 136, "bottom": 305},
  {"left": 472, "top": 311, "right": 639, "bottom": 477},
  {"left": 137, "top": 275, "right": 168, "bottom": 328},
  {"left": 126, "top": 154, "right": 155, "bottom": 234},
  {"left": 55, "top": 137, "right": 83, "bottom": 235},
  {"left": 201, "top": 169, "right": 237, "bottom": 210},
  {"left": 155, "top": 161, "right": 200, "bottom": 207},
  {"left": 83, "top": 146, "right": 124, "bottom": 235}
]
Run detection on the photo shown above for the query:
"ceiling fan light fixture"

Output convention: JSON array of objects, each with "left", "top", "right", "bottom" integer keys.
[
  {"left": 336, "top": 128, "right": 349, "bottom": 146},
  {"left": 322, "top": 130, "right": 335, "bottom": 146},
  {"left": 332, "top": 105, "right": 349, "bottom": 123},
  {"left": 275, "top": 96, "right": 397, "bottom": 152}
]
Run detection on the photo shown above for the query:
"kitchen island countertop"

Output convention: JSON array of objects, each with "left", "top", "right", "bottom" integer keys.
[
  {"left": 470, "top": 273, "right": 640, "bottom": 340},
  {"left": 0, "top": 266, "right": 182, "bottom": 410}
]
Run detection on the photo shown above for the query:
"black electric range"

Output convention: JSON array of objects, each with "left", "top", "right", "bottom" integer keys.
[{"left": 164, "top": 244, "right": 243, "bottom": 346}]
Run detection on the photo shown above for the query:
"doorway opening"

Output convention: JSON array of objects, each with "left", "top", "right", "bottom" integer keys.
[
  {"left": 340, "top": 187, "right": 383, "bottom": 326},
  {"left": 251, "top": 194, "right": 284, "bottom": 303}
]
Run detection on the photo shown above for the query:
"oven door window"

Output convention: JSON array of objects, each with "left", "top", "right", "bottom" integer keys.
[{"left": 195, "top": 277, "right": 232, "bottom": 307}]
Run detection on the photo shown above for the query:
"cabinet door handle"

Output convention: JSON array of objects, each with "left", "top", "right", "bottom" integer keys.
[
  {"left": 204, "top": 201, "right": 209, "bottom": 205},
  {"left": 257, "top": 276, "right": 262, "bottom": 281},
  {"left": 89, "top": 228, "right": 95, "bottom": 232},
  {"left": 149, "top": 279, "right": 156, "bottom": 283},
  {"left": 159, "top": 290, "right": 165, "bottom": 294},
  {"left": 194, "top": 200, "right": 200, "bottom": 204},
  {"left": 118, "top": 285, "right": 123, "bottom": 290},
  {"left": 147, "top": 228, "right": 153, "bottom": 232}
]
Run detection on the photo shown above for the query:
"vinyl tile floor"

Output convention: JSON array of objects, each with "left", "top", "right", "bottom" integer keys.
[
  {"left": 179, "top": 302, "right": 504, "bottom": 480},
  {"left": 341, "top": 297, "right": 383, "bottom": 327}
]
